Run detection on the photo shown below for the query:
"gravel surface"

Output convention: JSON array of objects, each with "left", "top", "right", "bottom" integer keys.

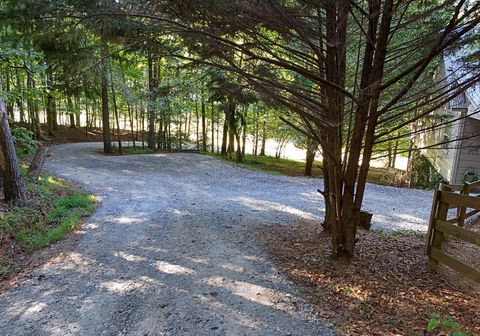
[{"left": 0, "top": 143, "right": 433, "bottom": 335}]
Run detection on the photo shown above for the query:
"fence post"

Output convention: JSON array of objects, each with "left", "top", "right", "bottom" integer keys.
[
  {"left": 428, "top": 183, "right": 451, "bottom": 271},
  {"left": 426, "top": 189, "right": 439, "bottom": 256},
  {"left": 457, "top": 183, "right": 470, "bottom": 227}
]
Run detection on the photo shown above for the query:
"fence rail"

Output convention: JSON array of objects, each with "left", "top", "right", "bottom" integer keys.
[{"left": 426, "top": 182, "right": 480, "bottom": 283}]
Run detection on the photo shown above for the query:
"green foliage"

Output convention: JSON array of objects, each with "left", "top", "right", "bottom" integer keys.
[
  {"left": 123, "top": 147, "right": 157, "bottom": 155},
  {"left": 410, "top": 152, "right": 444, "bottom": 189},
  {"left": 207, "top": 151, "right": 412, "bottom": 187},
  {"left": 0, "top": 209, "right": 35, "bottom": 235},
  {"left": 16, "top": 194, "right": 95, "bottom": 249},
  {"left": 427, "top": 314, "right": 471, "bottom": 336},
  {"left": 11, "top": 127, "right": 39, "bottom": 155},
  {"left": 0, "top": 255, "right": 13, "bottom": 280},
  {"left": 1, "top": 172, "right": 95, "bottom": 252}
]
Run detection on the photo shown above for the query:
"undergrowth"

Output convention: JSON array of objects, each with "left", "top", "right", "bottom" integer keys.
[
  {"left": 1, "top": 173, "right": 95, "bottom": 263},
  {"left": 122, "top": 147, "right": 156, "bottom": 155},
  {"left": 204, "top": 151, "right": 406, "bottom": 186}
]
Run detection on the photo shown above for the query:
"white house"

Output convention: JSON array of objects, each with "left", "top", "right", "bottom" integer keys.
[{"left": 417, "top": 53, "right": 480, "bottom": 184}]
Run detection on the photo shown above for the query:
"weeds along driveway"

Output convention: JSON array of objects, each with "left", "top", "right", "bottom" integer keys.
[{"left": 0, "top": 143, "right": 432, "bottom": 335}]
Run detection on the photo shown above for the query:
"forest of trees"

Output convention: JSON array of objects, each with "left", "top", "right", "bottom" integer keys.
[{"left": 1, "top": 1, "right": 479, "bottom": 256}]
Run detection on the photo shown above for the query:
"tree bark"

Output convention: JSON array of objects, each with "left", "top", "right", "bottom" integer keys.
[
  {"left": 227, "top": 101, "right": 236, "bottom": 159},
  {"left": 221, "top": 109, "right": 228, "bottom": 156},
  {"left": 201, "top": 98, "right": 207, "bottom": 151},
  {"left": 101, "top": 42, "right": 112, "bottom": 154},
  {"left": 46, "top": 74, "right": 56, "bottom": 136},
  {"left": 0, "top": 74, "right": 27, "bottom": 204},
  {"left": 67, "top": 95, "right": 76, "bottom": 128},
  {"left": 260, "top": 120, "right": 266, "bottom": 156},
  {"left": 195, "top": 99, "right": 200, "bottom": 149},
  {"left": 304, "top": 139, "right": 318, "bottom": 176},
  {"left": 211, "top": 100, "right": 215, "bottom": 152},
  {"left": 253, "top": 110, "right": 259, "bottom": 156},
  {"left": 147, "top": 54, "right": 156, "bottom": 149},
  {"left": 26, "top": 72, "right": 43, "bottom": 140},
  {"left": 241, "top": 110, "right": 247, "bottom": 160},
  {"left": 392, "top": 138, "right": 399, "bottom": 169},
  {"left": 28, "top": 146, "right": 48, "bottom": 179},
  {"left": 75, "top": 96, "right": 81, "bottom": 128},
  {"left": 5, "top": 71, "right": 14, "bottom": 120},
  {"left": 111, "top": 79, "right": 122, "bottom": 154}
]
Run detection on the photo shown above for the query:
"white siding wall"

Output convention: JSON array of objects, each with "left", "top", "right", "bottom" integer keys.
[
  {"left": 419, "top": 112, "right": 461, "bottom": 182},
  {"left": 454, "top": 117, "right": 480, "bottom": 183}
]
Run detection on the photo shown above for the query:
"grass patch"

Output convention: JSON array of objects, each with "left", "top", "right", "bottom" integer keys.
[
  {"left": 122, "top": 147, "right": 156, "bottom": 155},
  {"left": 375, "top": 228, "right": 426, "bottom": 238},
  {"left": 1, "top": 174, "right": 95, "bottom": 251},
  {"left": 15, "top": 194, "right": 95, "bottom": 249},
  {"left": 205, "top": 151, "right": 404, "bottom": 186},
  {"left": 0, "top": 256, "right": 13, "bottom": 280}
]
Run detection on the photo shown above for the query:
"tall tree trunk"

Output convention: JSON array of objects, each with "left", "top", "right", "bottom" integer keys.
[
  {"left": 17, "top": 99, "right": 25, "bottom": 124},
  {"left": 0, "top": 74, "right": 27, "bottom": 204},
  {"left": 26, "top": 72, "right": 42, "bottom": 139},
  {"left": 128, "top": 103, "right": 135, "bottom": 146},
  {"left": 392, "top": 138, "right": 399, "bottom": 169},
  {"left": 260, "top": 120, "right": 266, "bottom": 156},
  {"left": 387, "top": 143, "right": 393, "bottom": 168},
  {"left": 406, "top": 116, "right": 419, "bottom": 188},
  {"left": 178, "top": 116, "right": 183, "bottom": 149},
  {"left": 135, "top": 104, "right": 139, "bottom": 144},
  {"left": 147, "top": 54, "right": 156, "bottom": 149},
  {"left": 16, "top": 69, "right": 25, "bottom": 124},
  {"left": 304, "top": 139, "right": 318, "bottom": 176},
  {"left": 235, "top": 132, "right": 243, "bottom": 163},
  {"left": 85, "top": 98, "right": 89, "bottom": 136},
  {"left": 75, "top": 96, "right": 81, "bottom": 128},
  {"left": 241, "top": 113, "right": 247, "bottom": 159},
  {"left": 227, "top": 101, "right": 236, "bottom": 159},
  {"left": 5, "top": 71, "right": 14, "bottom": 120},
  {"left": 211, "top": 100, "right": 215, "bottom": 152},
  {"left": 101, "top": 42, "right": 112, "bottom": 154},
  {"left": 221, "top": 112, "right": 228, "bottom": 156},
  {"left": 111, "top": 79, "right": 122, "bottom": 154},
  {"left": 141, "top": 105, "right": 145, "bottom": 149},
  {"left": 187, "top": 110, "right": 192, "bottom": 140},
  {"left": 320, "top": 0, "right": 393, "bottom": 257},
  {"left": 167, "top": 115, "right": 172, "bottom": 151},
  {"left": 46, "top": 74, "right": 56, "bottom": 136},
  {"left": 253, "top": 110, "right": 259, "bottom": 156},
  {"left": 67, "top": 95, "right": 76, "bottom": 128},
  {"left": 201, "top": 98, "right": 207, "bottom": 151},
  {"left": 195, "top": 100, "right": 200, "bottom": 149}
]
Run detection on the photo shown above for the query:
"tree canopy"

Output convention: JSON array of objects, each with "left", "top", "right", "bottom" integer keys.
[{"left": 1, "top": 0, "right": 479, "bottom": 256}]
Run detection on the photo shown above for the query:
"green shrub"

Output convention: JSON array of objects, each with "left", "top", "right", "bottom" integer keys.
[
  {"left": 427, "top": 314, "right": 470, "bottom": 335},
  {"left": 410, "top": 152, "right": 444, "bottom": 189},
  {"left": 11, "top": 127, "right": 39, "bottom": 155}
]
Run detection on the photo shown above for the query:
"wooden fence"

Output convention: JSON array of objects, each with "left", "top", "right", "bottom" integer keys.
[{"left": 426, "top": 181, "right": 480, "bottom": 283}]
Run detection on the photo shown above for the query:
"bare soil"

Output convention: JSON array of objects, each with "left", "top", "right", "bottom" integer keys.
[{"left": 258, "top": 220, "right": 480, "bottom": 335}]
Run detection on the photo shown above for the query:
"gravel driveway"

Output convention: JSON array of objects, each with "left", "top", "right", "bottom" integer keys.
[{"left": 0, "top": 143, "right": 433, "bottom": 335}]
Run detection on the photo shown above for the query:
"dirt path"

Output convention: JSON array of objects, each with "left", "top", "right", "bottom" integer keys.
[{"left": 0, "top": 143, "right": 433, "bottom": 335}]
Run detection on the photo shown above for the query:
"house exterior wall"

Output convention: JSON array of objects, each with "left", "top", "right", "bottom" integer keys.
[
  {"left": 454, "top": 117, "right": 480, "bottom": 183},
  {"left": 415, "top": 55, "right": 474, "bottom": 183},
  {"left": 418, "top": 110, "right": 462, "bottom": 182}
]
